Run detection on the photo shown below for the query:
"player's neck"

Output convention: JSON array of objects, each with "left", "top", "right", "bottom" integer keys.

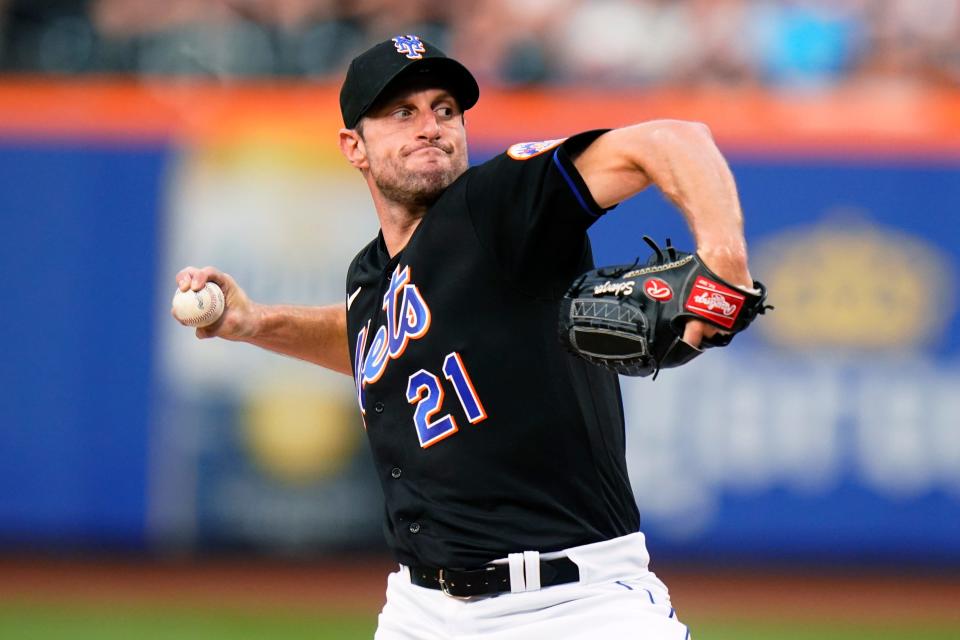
[{"left": 375, "top": 200, "right": 427, "bottom": 257}]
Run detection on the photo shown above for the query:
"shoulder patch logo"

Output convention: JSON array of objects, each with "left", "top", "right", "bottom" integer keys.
[
  {"left": 392, "top": 35, "right": 426, "bottom": 60},
  {"left": 507, "top": 138, "right": 567, "bottom": 160}
]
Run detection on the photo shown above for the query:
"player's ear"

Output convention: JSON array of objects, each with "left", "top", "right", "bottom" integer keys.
[{"left": 338, "top": 128, "right": 369, "bottom": 169}]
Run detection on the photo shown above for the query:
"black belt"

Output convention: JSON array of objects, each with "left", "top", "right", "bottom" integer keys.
[{"left": 409, "top": 557, "right": 580, "bottom": 598}]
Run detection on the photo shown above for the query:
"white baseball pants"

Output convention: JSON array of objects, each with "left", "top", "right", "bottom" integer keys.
[{"left": 375, "top": 532, "right": 691, "bottom": 640}]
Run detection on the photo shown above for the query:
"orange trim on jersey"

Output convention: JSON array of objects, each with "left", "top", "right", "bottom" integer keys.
[
  {"left": 379, "top": 266, "right": 432, "bottom": 363},
  {"left": 403, "top": 285, "right": 432, "bottom": 341},
  {"left": 408, "top": 372, "right": 459, "bottom": 448},
  {"left": 385, "top": 286, "right": 432, "bottom": 363},
  {"left": 383, "top": 265, "right": 411, "bottom": 355},
  {"left": 361, "top": 325, "right": 390, "bottom": 386},
  {"left": 354, "top": 321, "right": 370, "bottom": 417},
  {"left": 446, "top": 351, "right": 488, "bottom": 424}
]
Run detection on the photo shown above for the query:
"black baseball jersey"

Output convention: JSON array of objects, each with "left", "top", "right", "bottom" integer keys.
[{"left": 345, "top": 130, "right": 640, "bottom": 569}]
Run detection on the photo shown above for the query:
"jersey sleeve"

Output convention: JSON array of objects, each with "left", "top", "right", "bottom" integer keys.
[{"left": 464, "top": 130, "right": 614, "bottom": 294}]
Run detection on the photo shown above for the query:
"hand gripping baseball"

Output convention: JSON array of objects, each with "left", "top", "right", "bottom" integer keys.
[{"left": 172, "top": 266, "right": 260, "bottom": 340}]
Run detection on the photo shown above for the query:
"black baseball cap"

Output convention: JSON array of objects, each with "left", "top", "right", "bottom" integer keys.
[{"left": 339, "top": 35, "right": 480, "bottom": 129}]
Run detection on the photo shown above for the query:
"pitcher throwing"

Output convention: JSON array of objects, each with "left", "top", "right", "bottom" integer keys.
[{"left": 174, "top": 35, "right": 763, "bottom": 639}]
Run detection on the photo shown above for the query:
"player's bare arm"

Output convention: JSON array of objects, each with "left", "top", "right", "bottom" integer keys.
[
  {"left": 572, "top": 120, "right": 753, "bottom": 346},
  {"left": 573, "top": 121, "right": 751, "bottom": 284},
  {"left": 173, "top": 266, "right": 351, "bottom": 376}
]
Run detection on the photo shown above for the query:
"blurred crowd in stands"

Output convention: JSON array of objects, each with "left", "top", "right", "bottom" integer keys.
[{"left": 1, "top": 0, "right": 958, "bottom": 88}]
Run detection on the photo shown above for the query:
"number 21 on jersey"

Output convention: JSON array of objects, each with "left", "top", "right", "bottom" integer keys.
[{"left": 405, "top": 351, "right": 487, "bottom": 448}]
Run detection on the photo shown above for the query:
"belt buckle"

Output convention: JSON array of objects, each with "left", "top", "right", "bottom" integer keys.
[
  {"left": 438, "top": 568, "right": 477, "bottom": 600},
  {"left": 437, "top": 569, "right": 460, "bottom": 599},
  {"left": 438, "top": 569, "right": 449, "bottom": 594}
]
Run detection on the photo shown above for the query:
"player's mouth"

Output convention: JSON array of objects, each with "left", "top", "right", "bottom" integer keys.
[{"left": 403, "top": 144, "right": 451, "bottom": 157}]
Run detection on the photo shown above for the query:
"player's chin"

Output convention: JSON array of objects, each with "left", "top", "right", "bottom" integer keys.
[
  {"left": 409, "top": 182, "right": 449, "bottom": 205},
  {"left": 405, "top": 154, "right": 452, "bottom": 175},
  {"left": 413, "top": 163, "right": 458, "bottom": 188}
]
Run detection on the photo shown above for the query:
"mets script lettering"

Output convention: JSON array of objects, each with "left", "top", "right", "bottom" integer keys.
[{"left": 354, "top": 264, "right": 432, "bottom": 413}]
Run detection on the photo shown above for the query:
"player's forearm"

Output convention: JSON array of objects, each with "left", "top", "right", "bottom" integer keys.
[
  {"left": 244, "top": 302, "right": 352, "bottom": 375},
  {"left": 576, "top": 121, "right": 751, "bottom": 286},
  {"left": 632, "top": 121, "right": 750, "bottom": 285}
]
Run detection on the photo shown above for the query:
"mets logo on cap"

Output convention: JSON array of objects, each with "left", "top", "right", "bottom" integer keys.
[{"left": 393, "top": 35, "right": 426, "bottom": 59}]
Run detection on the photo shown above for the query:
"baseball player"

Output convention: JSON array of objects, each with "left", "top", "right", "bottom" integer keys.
[{"left": 175, "top": 35, "right": 755, "bottom": 639}]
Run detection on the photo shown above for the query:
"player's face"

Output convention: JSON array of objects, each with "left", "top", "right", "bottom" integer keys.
[{"left": 357, "top": 86, "right": 469, "bottom": 207}]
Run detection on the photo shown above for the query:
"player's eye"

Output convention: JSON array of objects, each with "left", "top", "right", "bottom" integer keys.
[
  {"left": 435, "top": 105, "right": 455, "bottom": 119},
  {"left": 393, "top": 107, "right": 413, "bottom": 119}
]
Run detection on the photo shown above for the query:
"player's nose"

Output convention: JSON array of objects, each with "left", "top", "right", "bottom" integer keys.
[{"left": 413, "top": 110, "right": 442, "bottom": 140}]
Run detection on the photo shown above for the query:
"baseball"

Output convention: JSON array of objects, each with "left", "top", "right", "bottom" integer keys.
[{"left": 171, "top": 282, "right": 225, "bottom": 328}]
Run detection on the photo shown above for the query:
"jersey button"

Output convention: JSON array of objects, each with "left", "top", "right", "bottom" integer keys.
[
  {"left": 408, "top": 522, "right": 421, "bottom": 534},
  {"left": 390, "top": 467, "right": 402, "bottom": 479},
  {"left": 374, "top": 402, "right": 385, "bottom": 413}
]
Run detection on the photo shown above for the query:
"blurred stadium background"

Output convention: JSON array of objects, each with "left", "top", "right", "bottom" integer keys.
[{"left": 1, "top": 0, "right": 959, "bottom": 638}]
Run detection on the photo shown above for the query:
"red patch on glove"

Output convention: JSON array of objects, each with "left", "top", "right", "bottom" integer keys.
[
  {"left": 643, "top": 277, "right": 673, "bottom": 301},
  {"left": 684, "top": 276, "right": 744, "bottom": 328}
]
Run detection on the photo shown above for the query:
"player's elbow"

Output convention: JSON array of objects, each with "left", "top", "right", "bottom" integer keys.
[
  {"left": 625, "top": 120, "right": 715, "bottom": 165},
  {"left": 628, "top": 119, "right": 716, "bottom": 200},
  {"left": 644, "top": 119, "right": 713, "bottom": 147}
]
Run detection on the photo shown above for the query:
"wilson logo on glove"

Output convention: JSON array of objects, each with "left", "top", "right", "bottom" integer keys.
[{"left": 643, "top": 278, "right": 673, "bottom": 301}]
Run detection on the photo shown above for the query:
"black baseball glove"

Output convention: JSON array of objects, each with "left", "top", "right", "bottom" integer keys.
[{"left": 559, "top": 237, "right": 770, "bottom": 377}]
